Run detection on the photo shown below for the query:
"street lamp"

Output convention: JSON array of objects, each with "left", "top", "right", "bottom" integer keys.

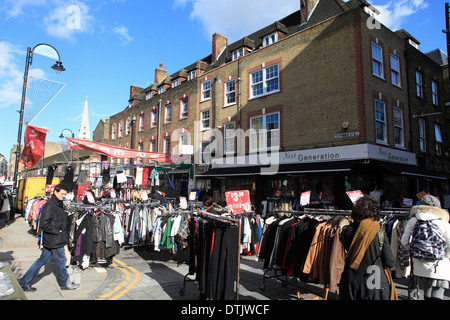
[
  {"left": 59, "top": 128, "right": 75, "bottom": 163},
  {"left": 12, "top": 43, "right": 65, "bottom": 216}
]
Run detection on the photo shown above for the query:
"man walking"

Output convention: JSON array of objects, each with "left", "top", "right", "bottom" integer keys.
[{"left": 19, "top": 183, "right": 79, "bottom": 291}]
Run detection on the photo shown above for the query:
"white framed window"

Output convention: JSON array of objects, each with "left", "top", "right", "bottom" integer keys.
[
  {"left": 390, "top": 54, "right": 400, "bottom": 87},
  {"left": 164, "top": 136, "right": 171, "bottom": 154},
  {"left": 126, "top": 119, "right": 131, "bottom": 135},
  {"left": 200, "top": 141, "right": 211, "bottom": 165},
  {"left": 200, "top": 110, "right": 210, "bottom": 131},
  {"left": 419, "top": 117, "right": 426, "bottom": 152},
  {"left": 164, "top": 103, "right": 172, "bottom": 124},
  {"left": 118, "top": 121, "right": 123, "bottom": 138},
  {"left": 172, "top": 78, "right": 179, "bottom": 88},
  {"left": 224, "top": 121, "right": 236, "bottom": 154},
  {"left": 180, "top": 98, "right": 189, "bottom": 119},
  {"left": 416, "top": 70, "right": 423, "bottom": 98},
  {"left": 146, "top": 92, "right": 152, "bottom": 100},
  {"left": 201, "top": 80, "right": 211, "bottom": 101},
  {"left": 139, "top": 113, "right": 144, "bottom": 132},
  {"left": 432, "top": 80, "right": 438, "bottom": 105},
  {"left": 188, "top": 70, "right": 196, "bottom": 80},
  {"left": 158, "top": 86, "right": 165, "bottom": 94},
  {"left": 112, "top": 123, "right": 117, "bottom": 140},
  {"left": 435, "top": 124, "right": 442, "bottom": 155},
  {"left": 179, "top": 132, "right": 188, "bottom": 155},
  {"left": 232, "top": 48, "right": 244, "bottom": 61},
  {"left": 151, "top": 109, "right": 157, "bottom": 127},
  {"left": 375, "top": 100, "right": 387, "bottom": 144},
  {"left": 263, "top": 32, "right": 278, "bottom": 47},
  {"left": 149, "top": 139, "right": 156, "bottom": 153},
  {"left": 393, "top": 107, "right": 404, "bottom": 147},
  {"left": 250, "top": 112, "right": 280, "bottom": 152},
  {"left": 372, "top": 43, "right": 383, "bottom": 78},
  {"left": 250, "top": 63, "right": 279, "bottom": 99},
  {"left": 224, "top": 79, "right": 236, "bottom": 106}
]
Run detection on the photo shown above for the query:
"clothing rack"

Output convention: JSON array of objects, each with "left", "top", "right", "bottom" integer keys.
[{"left": 179, "top": 209, "right": 242, "bottom": 300}]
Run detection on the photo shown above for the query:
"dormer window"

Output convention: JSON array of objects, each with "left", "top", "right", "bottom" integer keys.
[
  {"left": 172, "top": 79, "right": 179, "bottom": 88},
  {"left": 263, "top": 32, "right": 278, "bottom": 47},
  {"left": 188, "top": 70, "right": 196, "bottom": 80},
  {"left": 232, "top": 48, "right": 244, "bottom": 61},
  {"left": 146, "top": 92, "right": 152, "bottom": 100},
  {"left": 158, "top": 86, "right": 165, "bottom": 94}
]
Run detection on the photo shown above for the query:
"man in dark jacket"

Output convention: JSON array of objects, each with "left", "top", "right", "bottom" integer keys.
[{"left": 19, "top": 184, "right": 79, "bottom": 291}]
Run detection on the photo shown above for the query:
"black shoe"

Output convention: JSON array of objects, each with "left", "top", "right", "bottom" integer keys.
[{"left": 21, "top": 285, "right": 37, "bottom": 292}]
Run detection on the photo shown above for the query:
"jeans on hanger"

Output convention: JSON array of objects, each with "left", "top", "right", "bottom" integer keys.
[{"left": 19, "top": 246, "right": 70, "bottom": 288}]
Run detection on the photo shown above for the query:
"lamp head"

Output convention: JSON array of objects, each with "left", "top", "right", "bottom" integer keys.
[{"left": 51, "top": 61, "right": 65, "bottom": 72}]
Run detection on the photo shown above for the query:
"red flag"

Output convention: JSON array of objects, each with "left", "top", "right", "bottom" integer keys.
[
  {"left": 66, "top": 137, "right": 173, "bottom": 163},
  {"left": 20, "top": 125, "right": 48, "bottom": 168}
]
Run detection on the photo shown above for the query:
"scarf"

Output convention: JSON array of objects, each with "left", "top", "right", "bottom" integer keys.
[{"left": 347, "top": 218, "right": 380, "bottom": 270}]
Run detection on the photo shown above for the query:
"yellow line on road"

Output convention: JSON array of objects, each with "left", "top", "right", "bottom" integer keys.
[{"left": 96, "top": 258, "right": 141, "bottom": 300}]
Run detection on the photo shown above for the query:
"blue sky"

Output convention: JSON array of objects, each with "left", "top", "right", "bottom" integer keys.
[{"left": 0, "top": 0, "right": 448, "bottom": 166}]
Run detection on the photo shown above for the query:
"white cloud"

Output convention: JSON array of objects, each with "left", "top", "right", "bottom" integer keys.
[
  {"left": 0, "top": 0, "right": 47, "bottom": 19},
  {"left": 177, "top": 0, "right": 299, "bottom": 42},
  {"left": 371, "top": 0, "right": 429, "bottom": 31},
  {"left": 113, "top": 25, "right": 134, "bottom": 45}
]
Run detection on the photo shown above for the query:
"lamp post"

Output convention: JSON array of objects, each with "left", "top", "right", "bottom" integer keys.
[
  {"left": 12, "top": 43, "right": 65, "bottom": 216},
  {"left": 59, "top": 128, "right": 75, "bottom": 163}
]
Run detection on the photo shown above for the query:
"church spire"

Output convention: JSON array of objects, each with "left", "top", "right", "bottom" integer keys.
[{"left": 78, "top": 96, "right": 90, "bottom": 140}]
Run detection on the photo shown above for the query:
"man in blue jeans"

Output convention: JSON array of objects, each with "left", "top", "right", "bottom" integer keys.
[{"left": 19, "top": 183, "right": 79, "bottom": 291}]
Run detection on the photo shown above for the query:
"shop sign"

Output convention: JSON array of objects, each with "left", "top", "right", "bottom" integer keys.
[
  {"left": 45, "top": 184, "right": 55, "bottom": 193},
  {"left": 346, "top": 190, "right": 363, "bottom": 203},
  {"left": 300, "top": 191, "right": 311, "bottom": 206},
  {"left": 226, "top": 190, "right": 251, "bottom": 214}
]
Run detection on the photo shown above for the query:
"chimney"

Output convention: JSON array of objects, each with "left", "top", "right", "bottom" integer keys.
[
  {"left": 212, "top": 32, "right": 228, "bottom": 62},
  {"left": 154, "top": 63, "right": 167, "bottom": 85}
]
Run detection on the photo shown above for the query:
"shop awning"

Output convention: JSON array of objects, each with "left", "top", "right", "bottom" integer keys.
[
  {"left": 196, "top": 160, "right": 361, "bottom": 177},
  {"left": 371, "top": 160, "right": 448, "bottom": 181}
]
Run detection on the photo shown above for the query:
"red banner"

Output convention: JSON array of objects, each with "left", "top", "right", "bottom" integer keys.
[
  {"left": 66, "top": 137, "right": 173, "bottom": 163},
  {"left": 20, "top": 125, "right": 48, "bottom": 168}
]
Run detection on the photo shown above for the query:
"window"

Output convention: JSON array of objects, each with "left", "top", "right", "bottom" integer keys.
[
  {"left": 164, "top": 103, "right": 172, "bottom": 124},
  {"left": 179, "top": 132, "right": 188, "bottom": 154},
  {"left": 224, "top": 121, "right": 236, "bottom": 154},
  {"left": 375, "top": 100, "right": 387, "bottom": 143},
  {"left": 250, "top": 112, "right": 280, "bottom": 152},
  {"left": 172, "top": 79, "right": 179, "bottom": 88},
  {"left": 201, "top": 110, "right": 210, "bottom": 130},
  {"left": 188, "top": 70, "right": 196, "bottom": 80},
  {"left": 390, "top": 54, "right": 400, "bottom": 86},
  {"left": 112, "top": 123, "right": 117, "bottom": 140},
  {"left": 158, "top": 86, "right": 165, "bottom": 94},
  {"left": 149, "top": 139, "right": 156, "bottom": 153},
  {"left": 164, "top": 136, "right": 171, "bottom": 154},
  {"left": 232, "top": 48, "right": 244, "bottom": 61},
  {"left": 146, "top": 92, "right": 152, "bottom": 100},
  {"left": 250, "top": 63, "right": 279, "bottom": 98},
  {"left": 118, "top": 121, "right": 123, "bottom": 138},
  {"left": 416, "top": 70, "right": 423, "bottom": 98},
  {"left": 263, "top": 32, "right": 277, "bottom": 47},
  {"left": 200, "top": 141, "right": 211, "bottom": 165},
  {"left": 138, "top": 142, "right": 144, "bottom": 164},
  {"left": 393, "top": 107, "right": 404, "bottom": 147},
  {"left": 180, "top": 98, "right": 189, "bottom": 119},
  {"left": 372, "top": 43, "right": 383, "bottom": 78},
  {"left": 139, "top": 113, "right": 144, "bottom": 132},
  {"left": 419, "top": 117, "right": 426, "bottom": 152},
  {"left": 151, "top": 109, "right": 157, "bottom": 127},
  {"left": 201, "top": 80, "right": 211, "bottom": 101},
  {"left": 432, "top": 80, "right": 438, "bottom": 105},
  {"left": 225, "top": 79, "right": 236, "bottom": 106},
  {"left": 435, "top": 124, "right": 442, "bottom": 155},
  {"left": 126, "top": 119, "right": 131, "bottom": 135}
]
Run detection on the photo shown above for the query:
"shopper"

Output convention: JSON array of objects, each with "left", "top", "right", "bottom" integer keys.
[
  {"left": 401, "top": 194, "right": 450, "bottom": 300},
  {"left": 19, "top": 183, "right": 79, "bottom": 291},
  {"left": 339, "top": 195, "right": 397, "bottom": 300}
]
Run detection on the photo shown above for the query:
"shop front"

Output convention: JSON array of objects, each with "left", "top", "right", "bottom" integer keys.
[{"left": 196, "top": 144, "right": 449, "bottom": 214}]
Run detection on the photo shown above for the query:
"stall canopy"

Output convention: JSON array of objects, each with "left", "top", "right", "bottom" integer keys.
[{"left": 66, "top": 137, "right": 173, "bottom": 164}]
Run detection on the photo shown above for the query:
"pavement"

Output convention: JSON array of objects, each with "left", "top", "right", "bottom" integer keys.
[{"left": 1, "top": 213, "right": 449, "bottom": 303}]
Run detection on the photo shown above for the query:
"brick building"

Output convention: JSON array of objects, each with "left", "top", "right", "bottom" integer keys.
[{"left": 106, "top": 0, "right": 450, "bottom": 210}]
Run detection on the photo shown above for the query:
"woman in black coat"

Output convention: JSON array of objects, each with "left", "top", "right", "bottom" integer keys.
[{"left": 339, "top": 195, "right": 396, "bottom": 300}]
